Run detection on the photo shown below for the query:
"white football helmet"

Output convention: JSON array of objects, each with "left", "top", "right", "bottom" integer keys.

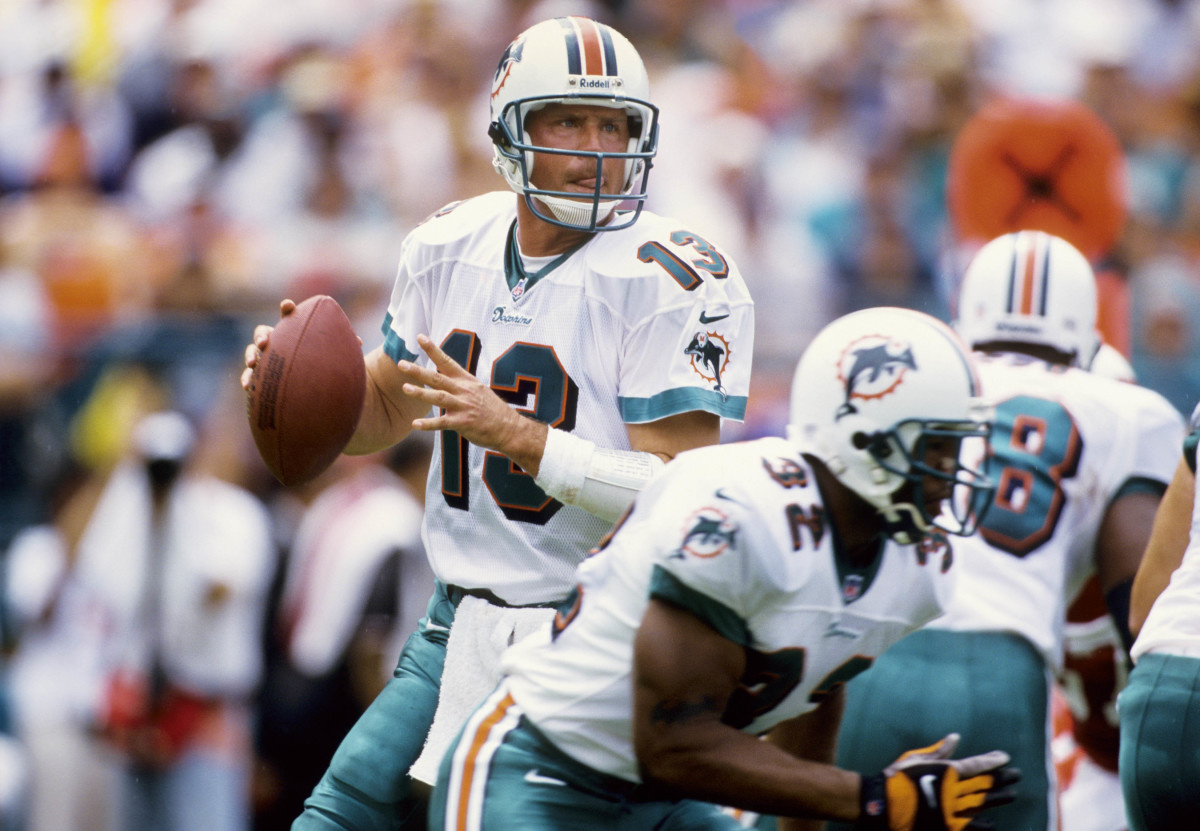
[
  {"left": 954, "top": 230, "right": 1100, "bottom": 367},
  {"left": 488, "top": 16, "right": 658, "bottom": 232},
  {"left": 788, "top": 307, "right": 994, "bottom": 544}
]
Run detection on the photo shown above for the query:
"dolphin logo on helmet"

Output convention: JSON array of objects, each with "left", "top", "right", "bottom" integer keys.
[{"left": 836, "top": 338, "right": 918, "bottom": 419}]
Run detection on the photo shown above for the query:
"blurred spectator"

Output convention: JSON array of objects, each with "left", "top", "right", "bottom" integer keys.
[
  {"left": 5, "top": 459, "right": 113, "bottom": 831},
  {"left": 351, "top": 4, "right": 499, "bottom": 229},
  {"left": 0, "top": 119, "right": 153, "bottom": 355},
  {"left": 0, "top": 59, "right": 133, "bottom": 194},
  {"left": 72, "top": 410, "right": 276, "bottom": 831},
  {"left": 254, "top": 437, "right": 433, "bottom": 830},
  {"left": 121, "top": 54, "right": 246, "bottom": 225}
]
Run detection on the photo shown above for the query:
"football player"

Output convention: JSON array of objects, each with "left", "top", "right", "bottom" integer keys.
[
  {"left": 833, "top": 231, "right": 1184, "bottom": 831},
  {"left": 241, "top": 16, "right": 754, "bottom": 829},
  {"left": 1120, "top": 399, "right": 1200, "bottom": 831},
  {"left": 429, "top": 306, "right": 1015, "bottom": 831}
]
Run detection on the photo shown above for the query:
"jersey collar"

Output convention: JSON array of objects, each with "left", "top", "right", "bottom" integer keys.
[{"left": 504, "top": 221, "right": 587, "bottom": 300}]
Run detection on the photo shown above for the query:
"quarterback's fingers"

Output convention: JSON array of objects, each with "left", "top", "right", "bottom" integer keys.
[
  {"left": 401, "top": 382, "right": 444, "bottom": 405},
  {"left": 253, "top": 324, "right": 274, "bottom": 349},
  {"left": 240, "top": 366, "right": 254, "bottom": 390},
  {"left": 397, "top": 360, "right": 445, "bottom": 390},
  {"left": 410, "top": 411, "right": 446, "bottom": 432},
  {"left": 279, "top": 298, "right": 297, "bottom": 317},
  {"left": 416, "top": 333, "right": 468, "bottom": 375}
]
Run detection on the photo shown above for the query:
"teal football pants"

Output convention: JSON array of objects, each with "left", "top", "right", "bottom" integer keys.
[
  {"left": 1119, "top": 652, "right": 1200, "bottom": 831},
  {"left": 293, "top": 582, "right": 457, "bottom": 830},
  {"left": 428, "top": 685, "right": 741, "bottom": 831},
  {"left": 831, "top": 629, "right": 1053, "bottom": 831}
]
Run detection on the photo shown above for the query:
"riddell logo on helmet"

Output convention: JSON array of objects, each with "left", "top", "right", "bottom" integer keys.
[
  {"left": 573, "top": 76, "right": 615, "bottom": 89},
  {"left": 995, "top": 321, "right": 1045, "bottom": 334}
]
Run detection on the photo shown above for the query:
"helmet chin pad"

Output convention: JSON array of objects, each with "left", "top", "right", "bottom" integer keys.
[{"left": 530, "top": 192, "right": 619, "bottom": 227}]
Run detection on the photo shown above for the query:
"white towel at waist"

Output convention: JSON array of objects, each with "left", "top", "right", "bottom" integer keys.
[{"left": 409, "top": 595, "right": 553, "bottom": 784}]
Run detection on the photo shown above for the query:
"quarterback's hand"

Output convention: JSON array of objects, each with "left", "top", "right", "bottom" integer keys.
[
  {"left": 240, "top": 299, "right": 297, "bottom": 391},
  {"left": 399, "top": 334, "right": 530, "bottom": 455},
  {"left": 857, "top": 734, "right": 1019, "bottom": 831}
]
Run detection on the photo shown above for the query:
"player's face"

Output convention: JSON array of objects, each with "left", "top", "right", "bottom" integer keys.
[
  {"left": 919, "top": 435, "right": 961, "bottom": 518},
  {"left": 524, "top": 103, "right": 631, "bottom": 198}
]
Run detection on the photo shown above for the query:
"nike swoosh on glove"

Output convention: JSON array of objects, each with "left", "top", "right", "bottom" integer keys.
[{"left": 856, "top": 733, "right": 1021, "bottom": 831}]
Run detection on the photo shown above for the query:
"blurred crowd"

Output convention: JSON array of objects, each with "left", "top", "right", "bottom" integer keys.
[{"left": 4, "top": 0, "right": 1200, "bottom": 827}]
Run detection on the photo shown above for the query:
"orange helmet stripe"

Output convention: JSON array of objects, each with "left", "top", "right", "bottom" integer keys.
[
  {"left": 1019, "top": 239, "right": 1038, "bottom": 315},
  {"left": 575, "top": 17, "right": 605, "bottom": 75}
]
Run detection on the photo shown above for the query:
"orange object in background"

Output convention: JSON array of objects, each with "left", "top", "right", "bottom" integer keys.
[{"left": 947, "top": 96, "right": 1131, "bottom": 355}]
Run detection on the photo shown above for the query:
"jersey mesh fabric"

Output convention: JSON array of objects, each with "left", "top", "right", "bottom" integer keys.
[{"left": 383, "top": 193, "right": 753, "bottom": 606}]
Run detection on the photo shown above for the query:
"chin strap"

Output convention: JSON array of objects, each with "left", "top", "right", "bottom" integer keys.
[{"left": 877, "top": 501, "right": 928, "bottom": 545}]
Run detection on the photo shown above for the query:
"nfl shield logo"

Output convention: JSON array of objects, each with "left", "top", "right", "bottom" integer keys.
[
  {"left": 512, "top": 277, "right": 527, "bottom": 300},
  {"left": 842, "top": 574, "right": 863, "bottom": 602}
]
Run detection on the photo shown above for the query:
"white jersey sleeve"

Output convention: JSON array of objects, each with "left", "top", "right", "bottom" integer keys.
[
  {"left": 582, "top": 216, "right": 754, "bottom": 422},
  {"left": 376, "top": 193, "right": 755, "bottom": 606}
]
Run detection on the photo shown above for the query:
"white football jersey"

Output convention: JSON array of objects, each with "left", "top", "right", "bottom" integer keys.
[
  {"left": 502, "top": 437, "right": 956, "bottom": 782},
  {"left": 930, "top": 353, "right": 1183, "bottom": 670},
  {"left": 1131, "top": 401, "right": 1200, "bottom": 662},
  {"left": 382, "top": 192, "right": 754, "bottom": 606}
]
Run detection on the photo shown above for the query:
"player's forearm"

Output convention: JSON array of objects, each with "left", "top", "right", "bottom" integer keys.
[
  {"left": 1130, "top": 458, "right": 1194, "bottom": 635},
  {"left": 637, "top": 728, "right": 861, "bottom": 822}
]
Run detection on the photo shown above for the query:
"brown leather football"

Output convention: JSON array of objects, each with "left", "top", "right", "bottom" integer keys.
[{"left": 247, "top": 295, "right": 365, "bottom": 486}]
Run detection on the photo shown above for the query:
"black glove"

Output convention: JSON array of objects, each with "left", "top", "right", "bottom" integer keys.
[{"left": 857, "top": 733, "right": 1020, "bottom": 831}]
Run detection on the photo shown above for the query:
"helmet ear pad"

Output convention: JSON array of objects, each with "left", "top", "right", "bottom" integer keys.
[
  {"left": 819, "top": 418, "right": 935, "bottom": 546},
  {"left": 826, "top": 414, "right": 906, "bottom": 500}
]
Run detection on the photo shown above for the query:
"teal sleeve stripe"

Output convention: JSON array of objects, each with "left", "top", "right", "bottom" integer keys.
[
  {"left": 619, "top": 389, "right": 748, "bottom": 423},
  {"left": 649, "top": 565, "right": 750, "bottom": 647},
  {"left": 1113, "top": 476, "right": 1169, "bottom": 501},
  {"left": 380, "top": 313, "right": 418, "bottom": 363},
  {"left": 1186, "top": 431, "right": 1198, "bottom": 474}
]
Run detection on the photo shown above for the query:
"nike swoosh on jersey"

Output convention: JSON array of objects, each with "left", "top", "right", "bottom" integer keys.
[
  {"left": 919, "top": 773, "right": 940, "bottom": 807},
  {"left": 824, "top": 620, "right": 861, "bottom": 640},
  {"left": 699, "top": 311, "right": 730, "bottom": 324},
  {"left": 523, "top": 770, "right": 567, "bottom": 787}
]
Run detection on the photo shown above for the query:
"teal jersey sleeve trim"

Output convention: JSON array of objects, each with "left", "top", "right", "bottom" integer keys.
[
  {"left": 619, "top": 388, "right": 748, "bottom": 423},
  {"left": 381, "top": 312, "right": 418, "bottom": 363},
  {"left": 1185, "top": 430, "right": 1198, "bottom": 474},
  {"left": 1113, "top": 475, "right": 1169, "bottom": 501},
  {"left": 649, "top": 565, "right": 750, "bottom": 647}
]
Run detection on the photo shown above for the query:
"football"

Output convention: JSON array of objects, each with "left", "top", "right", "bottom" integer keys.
[{"left": 247, "top": 295, "right": 366, "bottom": 486}]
